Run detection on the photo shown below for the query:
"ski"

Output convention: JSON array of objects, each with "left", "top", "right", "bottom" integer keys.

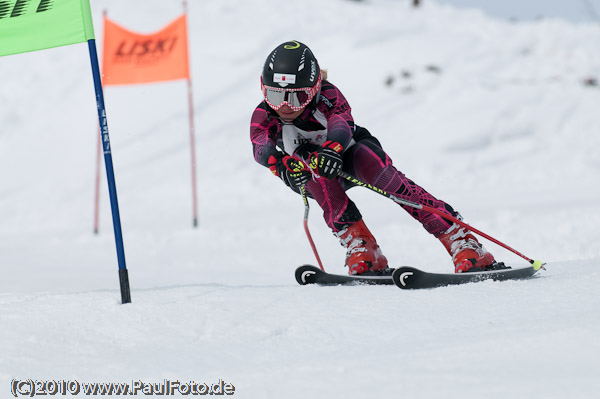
[
  {"left": 295, "top": 265, "right": 394, "bottom": 286},
  {"left": 296, "top": 264, "right": 542, "bottom": 289},
  {"left": 392, "top": 265, "right": 541, "bottom": 290}
]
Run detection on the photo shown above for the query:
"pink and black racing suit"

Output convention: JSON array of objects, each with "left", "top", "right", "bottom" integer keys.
[{"left": 250, "top": 80, "right": 456, "bottom": 236}]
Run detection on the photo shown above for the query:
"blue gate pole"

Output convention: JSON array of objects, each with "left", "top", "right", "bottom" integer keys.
[{"left": 87, "top": 39, "right": 131, "bottom": 304}]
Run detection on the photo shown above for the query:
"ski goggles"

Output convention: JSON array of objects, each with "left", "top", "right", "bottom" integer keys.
[{"left": 261, "top": 75, "right": 322, "bottom": 111}]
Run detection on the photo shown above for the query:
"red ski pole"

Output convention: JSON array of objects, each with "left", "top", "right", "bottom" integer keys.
[
  {"left": 300, "top": 187, "right": 325, "bottom": 271},
  {"left": 339, "top": 172, "right": 544, "bottom": 270}
]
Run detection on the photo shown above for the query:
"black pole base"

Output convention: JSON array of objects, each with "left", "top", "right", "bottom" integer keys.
[{"left": 119, "top": 268, "right": 131, "bottom": 304}]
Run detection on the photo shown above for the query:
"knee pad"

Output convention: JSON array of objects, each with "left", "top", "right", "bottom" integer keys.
[{"left": 373, "top": 165, "right": 403, "bottom": 193}]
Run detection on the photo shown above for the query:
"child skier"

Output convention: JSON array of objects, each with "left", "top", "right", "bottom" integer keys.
[{"left": 250, "top": 41, "right": 496, "bottom": 275}]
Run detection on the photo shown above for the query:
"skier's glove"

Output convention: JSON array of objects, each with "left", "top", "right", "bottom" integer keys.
[
  {"left": 268, "top": 154, "right": 311, "bottom": 189},
  {"left": 309, "top": 141, "right": 343, "bottom": 179}
]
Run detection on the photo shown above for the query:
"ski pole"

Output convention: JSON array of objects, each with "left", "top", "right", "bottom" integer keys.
[
  {"left": 339, "top": 171, "right": 544, "bottom": 270},
  {"left": 300, "top": 186, "right": 325, "bottom": 271}
]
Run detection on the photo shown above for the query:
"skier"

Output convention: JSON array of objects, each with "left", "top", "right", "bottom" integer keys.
[{"left": 250, "top": 40, "right": 496, "bottom": 275}]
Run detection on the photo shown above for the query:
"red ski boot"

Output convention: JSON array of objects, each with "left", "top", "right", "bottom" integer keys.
[
  {"left": 336, "top": 219, "right": 389, "bottom": 275},
  {"left": 438, "top": 221, "right": 495, "bottom": 273}
]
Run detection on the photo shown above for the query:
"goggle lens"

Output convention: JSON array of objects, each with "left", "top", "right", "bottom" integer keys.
[{"left": 262, "top": 75, "right": 321, "bottom": 111}]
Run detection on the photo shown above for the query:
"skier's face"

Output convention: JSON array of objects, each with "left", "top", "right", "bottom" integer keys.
[{"left": 275, "top": 104, "right": 305, "bottom": 122}]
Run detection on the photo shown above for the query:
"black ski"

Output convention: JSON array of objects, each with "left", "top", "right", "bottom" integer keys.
[
  {"left": 295, "top": 265, "right": 394, "bottom": 286},
  {"left": 392, "top": 265, "right": 541, "bottom": 290}
]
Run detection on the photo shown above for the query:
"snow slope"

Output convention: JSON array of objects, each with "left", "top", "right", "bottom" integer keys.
[
  {"left": 1, "top": 0, "right": 599, "bottom": 398},
  {"left": 437, "top": 0, "right": 600, "bottom": 23}
]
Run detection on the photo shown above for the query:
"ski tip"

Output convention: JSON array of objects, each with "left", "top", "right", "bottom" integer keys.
[
  {"left": 295, "top": 265, "right": 321, "bottom": 285},
  {"left": 392, "top": 267, "right": 419, "bottom": 289}
]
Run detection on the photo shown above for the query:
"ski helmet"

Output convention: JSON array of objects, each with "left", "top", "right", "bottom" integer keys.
[{"left": 261, "top": 41, "right": 322, "bottom": 111}]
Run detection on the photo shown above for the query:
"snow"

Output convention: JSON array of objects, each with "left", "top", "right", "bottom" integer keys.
[
  {"left": 1, "top": 0, "right": 599, "bottom": 397},
  {"left": 436, "top": 0, "right": 600, "bottom": 23}
]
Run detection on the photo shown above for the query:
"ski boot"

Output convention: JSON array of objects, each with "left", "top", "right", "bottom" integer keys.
[
  {"left": 336, "top": 219, "right": 390, "bottom": 275},
  {"left": 438, "top": 221, "right": 498, "bottom": 273}
]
